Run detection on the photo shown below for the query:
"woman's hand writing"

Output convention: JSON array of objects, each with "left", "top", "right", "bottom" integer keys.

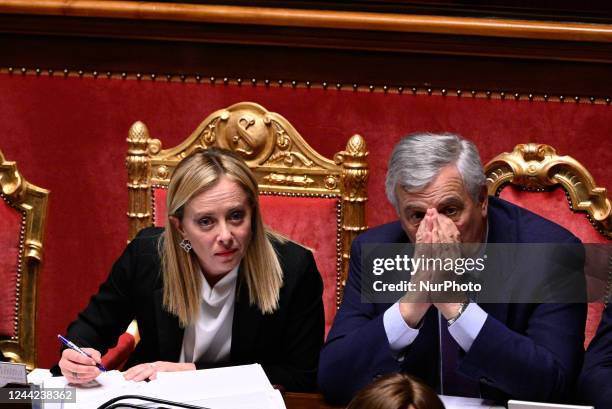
[{"left": 123, "top": 361, "right": 196, "bottom": 381}]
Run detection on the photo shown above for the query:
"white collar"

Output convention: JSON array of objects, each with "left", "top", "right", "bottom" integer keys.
[{"left": 200, "top": 266, "right": 239, "bottom": 307}]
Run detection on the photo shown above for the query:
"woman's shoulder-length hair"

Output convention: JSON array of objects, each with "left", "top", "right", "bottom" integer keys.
[{"left": 159, "top": 148, "right": 285, "bottom": 327}]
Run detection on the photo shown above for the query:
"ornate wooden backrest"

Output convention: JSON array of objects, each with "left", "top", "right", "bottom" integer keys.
[
  {"left": 0, "top": 151, "right": 49, "bottom": 370},
  {"left": 126, "top": 102, "right": 368, "bottom": 331},
  {"left": 486, "top": 143, "right": 611, "bottom": 239},
  {"left": 485, "top": 143, "right": 611, "bottom": 347}
]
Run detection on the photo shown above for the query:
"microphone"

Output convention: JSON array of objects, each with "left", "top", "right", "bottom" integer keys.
[{"left": 97, "top": 394, "right": 211, "bottom": 409}]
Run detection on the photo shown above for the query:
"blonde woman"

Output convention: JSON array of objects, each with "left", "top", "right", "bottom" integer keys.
[{"left": 54, "top": 148, "right": 324, "bottom": 391}]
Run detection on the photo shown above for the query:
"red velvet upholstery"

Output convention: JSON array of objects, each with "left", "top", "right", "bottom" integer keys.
[
  {"left": 101, "top": 332, "right": 136, "bottom": 370},
  {"left": 499, "top": 188, "right": 606, "bottom": 244},
  {"left": 259, "top": 195, "right": 339, "bottom": 334},
  {"left": 0, "top": 198, "right": 22, "bottom": 338},
  {"left": 152, "top": 187, "right": 341, "bottom": 334},
  {"left": 498, "top": 186, "right": 608, "bottom": 347},
  {"left": 153, "top": 187, "right": 168, "bottom": 227}
]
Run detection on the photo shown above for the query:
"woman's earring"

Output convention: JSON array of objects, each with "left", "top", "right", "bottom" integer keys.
[{"left": 179, "top": 239, "right": 192, "bottom": 252}]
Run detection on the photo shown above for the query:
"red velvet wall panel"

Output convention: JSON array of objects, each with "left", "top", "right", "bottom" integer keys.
[
  {"left": 0, "top": 198, "right": 22, "bottom": 338},
  {"left": 0, "top": 73, "right": 610, "bottom": 367}
]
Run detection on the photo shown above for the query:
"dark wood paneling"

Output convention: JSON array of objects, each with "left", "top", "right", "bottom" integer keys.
[
  {"left": 0, "top": 2, "right": 611, "bottom": 97},
  {"left": 1, "top": 32, "right": 611, "bottom": 98}
]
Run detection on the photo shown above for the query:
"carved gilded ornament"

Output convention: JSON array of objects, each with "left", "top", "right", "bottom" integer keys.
[
  {"left": 0, "top": 158, "right": 24, "bottom": 199},
  {"left": 156, "top": 165, "right": 170, "bottom": 180},
  {"left": 324, "top": 175, "right": 338, "bottom": 190},
  {"left": 485, "top": 143, "right": 612, "bottom": 238},
  {"left": 0, "top": 150, "right": 49, "bottom": 370},
  {"left": 263, "top": 173, "right": 314, "bottom": 187},
  {"left": 335, "top": 134, "right": 369, "bottom": 201}
]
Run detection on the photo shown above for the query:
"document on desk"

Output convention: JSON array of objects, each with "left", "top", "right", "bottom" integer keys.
[
  {"left": 42, "top": 364, "right": 285, "bottom": 409},
  {"left": 440, "top": 395, "right": 505, "bottom": 409},
  {"left": 43, "top": 370, "right": 148, "bottom": 408},
  {"left": 145, "top": 364, "right": 285, "bottom": 409}
]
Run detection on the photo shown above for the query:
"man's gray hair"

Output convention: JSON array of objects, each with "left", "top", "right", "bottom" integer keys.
[{"left": 385, "top": 133, "right": 486, "bottom": 210}]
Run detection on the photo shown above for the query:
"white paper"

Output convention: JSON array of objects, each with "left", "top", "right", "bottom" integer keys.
[
  {"left": 43, "top": 364, "right": 285, "bottom": 409},
  {"left": 43, "top": 370, "right": 148, "bottom": 409},
  {"left": 508, "top": 400, "right": 594, "bottom": 409},
  {"left": 186, "top": 389, "right": 286, "bottom": 409},
  {"left": 27, "top": 368, "right": 53, "bottom": 385},
  {"left": 145, "top": 363, "right": 274, "bottom": 401},
  {"left": 440, "top": 395, "right": 505, "bottom": 409}
]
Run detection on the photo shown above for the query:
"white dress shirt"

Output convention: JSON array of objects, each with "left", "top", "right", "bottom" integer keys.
[{"left": 180, "top": 266, "right": 238, "bottom": 364}]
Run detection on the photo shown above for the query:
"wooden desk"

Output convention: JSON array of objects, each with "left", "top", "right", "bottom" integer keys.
[{"left": 283, "top": 392, "right": 343, "bottom": 409}]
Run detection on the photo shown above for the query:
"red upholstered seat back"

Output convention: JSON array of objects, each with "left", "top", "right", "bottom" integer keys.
[
  {"left": 499, "top": 186, "right": 608, "bottom": 347},
  {"left": 260, "top": 195, "right": 339, "bottom": 334},
  {"left": 500, "top": 188, "right": 607, "bottom": 244},
  {"left": 152, "top": 187, "right": 340, "bottom": 334},
  {"left": 0, "top": 198, "right": 22, "bottom": 339}
]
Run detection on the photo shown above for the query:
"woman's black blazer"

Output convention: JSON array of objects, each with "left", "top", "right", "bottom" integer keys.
[{"left": 53, "top": 227, "right": 325, "bottom": 392}]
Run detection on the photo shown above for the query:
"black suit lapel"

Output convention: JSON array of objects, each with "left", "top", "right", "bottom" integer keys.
[
  {"left": 230, "top": 280, "right": 262, "bottom": 363},
  {"left": 154, "top": 288, "right": 184, "bottom": 361}
]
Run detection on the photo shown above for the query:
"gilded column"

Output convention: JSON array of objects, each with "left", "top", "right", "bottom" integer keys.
[
  {"left": 335, "top": 134, "right": 369, "bottom": 302},
  {"left": 126, "top": 121, "right": 152, "bottom": 241}
]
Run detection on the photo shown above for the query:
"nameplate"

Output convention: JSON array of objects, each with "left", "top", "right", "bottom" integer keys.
[{"left": 0, "top": 362, "right": 27, "bottom": 387}]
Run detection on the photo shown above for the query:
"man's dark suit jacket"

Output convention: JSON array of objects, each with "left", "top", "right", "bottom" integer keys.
[
  {"left": 318, "top": 197, "right": 586, "bottom": 404},
  {"left": 52, "top": 227, "right": 324, "bottom": 392},
  {"left": 578, "top": 303, "right": 612, "bottom": 408}
]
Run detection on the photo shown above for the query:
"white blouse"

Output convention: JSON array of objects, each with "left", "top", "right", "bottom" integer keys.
[{"left": 179, "top": 266, "right": 238, "bottom": 364}]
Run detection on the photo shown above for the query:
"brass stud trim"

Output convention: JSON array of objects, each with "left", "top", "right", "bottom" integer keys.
[
  {"left": 151, "top": 184, "right": 168, "bottom": 226},
  {"left": 0, "top": 192, "right": 26, "bottom": 340},
  {"left": 2, "top": 67, "right": 611, "bottom": 104}
]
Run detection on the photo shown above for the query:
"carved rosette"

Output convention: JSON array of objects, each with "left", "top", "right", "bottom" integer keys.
[
  {"left": 485, "top": 143, "right": 612, "bottom": 238},
  {"left": 126, "top": 121, "right": 153, "bottom": 239},
  {"left": 0, "top": 150, "right": 49, "bottom": 370},
  {"left": 334, "top": 134, "right": 369, "bottom": 287}
]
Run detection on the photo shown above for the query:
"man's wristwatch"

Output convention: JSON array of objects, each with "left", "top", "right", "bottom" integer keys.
[{"left": 447, "top": 301, "right": 469, "bottom": 326}]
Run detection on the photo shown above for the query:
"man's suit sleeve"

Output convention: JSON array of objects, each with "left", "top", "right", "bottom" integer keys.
[
  {"left": 318, "top": 238, "right": 402, "bottom": 404},
  {"left": 456, "top": 235, "right": 587, "bottom": 402},
  {"left": 261, "top": 248, "right": 325, "bottom": 392},
  {"left": 577, "top": 303, "right": 612, "bottom": 408},
  {"left": 459, "top": 302, "right": 586, "bottom": 401}
]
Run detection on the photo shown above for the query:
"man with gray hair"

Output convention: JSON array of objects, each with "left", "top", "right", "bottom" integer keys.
[{"left": 318, "top": 133, "right": 586, "bottom": 405}]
